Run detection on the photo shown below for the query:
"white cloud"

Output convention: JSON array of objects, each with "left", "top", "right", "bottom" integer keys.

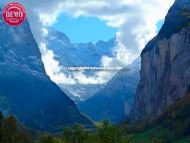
[
  {"left": 0, "top": 0, "right": 175, "bottom": 85},
  {"left": 51, "top": 0, "right": 174, "bottom": 68},
  {"left": 40, "top": 42, "right": 76, "bottom": 84}
]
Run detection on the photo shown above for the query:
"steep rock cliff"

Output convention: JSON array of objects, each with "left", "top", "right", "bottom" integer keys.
[{"left": 130, "top": 0, "right": 190, "bottom": 122}]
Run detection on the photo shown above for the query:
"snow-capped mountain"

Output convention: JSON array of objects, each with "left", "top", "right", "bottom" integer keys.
[
  {"left": 46, "top": 28, "right": 116, "bottom": 101},
  {"left": 47, "top": 28, "right": 115, "bottom": 67}
]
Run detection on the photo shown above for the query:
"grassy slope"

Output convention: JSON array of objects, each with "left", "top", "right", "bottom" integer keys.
[{"left": 125, "top": 91, "right": 190, "bottom": 143}]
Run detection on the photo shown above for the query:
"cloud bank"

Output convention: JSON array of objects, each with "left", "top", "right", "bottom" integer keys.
[{"left": 1, "top": 0, "right": 174, "bottom": 85}]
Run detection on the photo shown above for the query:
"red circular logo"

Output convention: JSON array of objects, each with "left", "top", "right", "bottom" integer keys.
[{"left": 2, "top": 2, "right": 26, "bottom": 26}]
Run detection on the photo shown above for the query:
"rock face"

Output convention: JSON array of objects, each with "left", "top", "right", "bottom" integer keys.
[
  {"left": 79, "top": 58, "right": 140, "bottom": 123},
  {"left": 130, "top": 0, "right": 190, "bottom": 122},
  {"left": 0, "top": 11, "right": 92, "bottom": 131}
]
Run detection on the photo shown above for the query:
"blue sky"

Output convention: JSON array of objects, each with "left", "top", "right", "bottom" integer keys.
[
  {"left": 52, "top": 14, "right": 118, "bottom": 43},
  {"left": 156, "top": 20, "right": 164, "bottom": 32},
  {"left": 52, "top": 14, "right": 164, "bottom": 43}
]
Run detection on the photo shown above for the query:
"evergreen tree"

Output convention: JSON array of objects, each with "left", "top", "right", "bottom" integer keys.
[
  {"left": 0, "top": 112, "right": 4, "bottom": 143},
  {"left": 98, "top": 119, "right": 124, "bottom": 143},
  {"left": 2, "top": 115, "right": 17, "bottom": 143},
  {"left": 73, "top": 124, "right": 87, "bottom": 143},
  {"left": 40, "top": 134, "right": 55, "bottom": 143},
  {"left": 62, "top": 127, "right": 73, "bottom": 143}
]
